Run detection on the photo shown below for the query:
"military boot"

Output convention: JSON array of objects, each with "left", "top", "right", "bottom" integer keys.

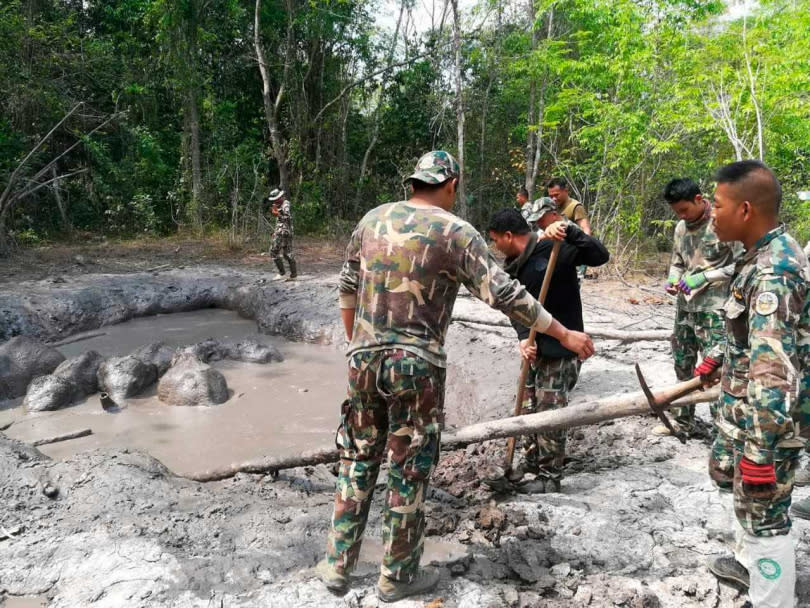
[
  {"left": 790, "top": 495, "right": 810, "bottom": 521},
  {"left": 482, "top": 465, "right": 515, "bottom": 494},
  {"left": 793, "top": 465, "right": 810, "bottom": 487},
  {"left": 377, "top": 567, "right": 440, "bottom": 603},
  {"left": 315, "top": 559, "right": 348, "bottom": 595},
  {"left": 272, "top": 258, "right": 285, "bottom": 280},
  {"left": 286, "top": 258, "right": 298, "bottom": 281},
  {"left": 707, "top": 555, "right": 749, "bottom": 588}
]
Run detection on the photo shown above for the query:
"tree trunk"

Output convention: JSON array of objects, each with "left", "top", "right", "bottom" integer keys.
[
  {"left": 188, "top": 90, "right": 203, "bottom": 232},
  {"left": 254, "top": 0, "right": 290, "bottom": 193},
  {"left": 182, "top": 382, "right": 719, "bottom": 481},
  {"left": 450, "top": 0, "right": 466, "bottom": 218},
  {"left": 356, "top": 0, "right": 405, "bottom": 199},
  {"left": 51, "top": 165, "right": 71, "bottom": 234}
]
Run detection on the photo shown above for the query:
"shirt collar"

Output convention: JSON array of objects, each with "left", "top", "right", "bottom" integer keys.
[{"left": 742, "top": 224, "right": 785, "bottom": 262}]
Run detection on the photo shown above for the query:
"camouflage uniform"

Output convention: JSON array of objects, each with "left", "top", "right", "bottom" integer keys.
[
  {"left": 521, "top": 199, "right": 544, "bottom": 231},
  {"left": 667, "top": 205, "right": 739, "bottom": 431},
  {"left": 327, "top": 151, "right": 553, "bottom": 583},
  {"left": 269, "top": 199, "right": 296, "bottom": 276},
  {"left": 521, "top": 357, "right": 580, "bottom": 479},
  {"left": 713, "top": 225, "right": 809, "bottom": 607}
]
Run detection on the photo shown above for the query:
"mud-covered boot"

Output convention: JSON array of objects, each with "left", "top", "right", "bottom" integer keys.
[
  {"left": 285, "top": 258, "right": 297, "bottom": 281},
  {"left": 272, "top": 257, "right": 285, "bottom": 280},
  {"left": 482, "top": 465, "right": 515, "bottom": 493},
  {"left": 377, "top": 567, "right": 440, "bottom": 603},
  {"left": 707, "top": 555, "right": 749, "bottom": 588},
  {"left": 315, "top": 559, "right": 348, "bottom": 595},
  {"left": 791, "top": 495, "right": 810, "bottom": 521},
  {"left": 793, "top": 465, "right": 810, "bottom": 487}
]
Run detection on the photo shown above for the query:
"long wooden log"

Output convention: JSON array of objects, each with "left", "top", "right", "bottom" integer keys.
[
  {"left": 451, "top": 314, "right": 670, "bottom": 342},
  {"left": 183, "top": 384, "right": 720, "bottom": 482}
]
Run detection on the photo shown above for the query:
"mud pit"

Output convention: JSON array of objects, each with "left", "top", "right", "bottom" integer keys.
[
  {"left": 1, "top": 309, "right": 345, "bottom": 475},
  {"left": 1, "top": 266, "right": 809, "bottom": 607}
]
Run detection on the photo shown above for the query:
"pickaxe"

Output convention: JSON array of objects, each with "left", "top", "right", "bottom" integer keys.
[{"left": 634, "top": 363, "right": 720, "bottom": 444}]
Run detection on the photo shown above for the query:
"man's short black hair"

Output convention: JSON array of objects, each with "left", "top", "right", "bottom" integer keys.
[
  {"left": 488, "top": 208, "right": 530, "bottom": 235},
  {"left": 715, "top": 160, "right": 782, "bottom": 214},
  {"left": 518, "top": 186, "right": 529, "bottom": 198},
  {"left": 663, "top": 178, "right": 701, "bottom": 204},
  {"left": 410, "top": 179, "right": 450, "bottom": 193},
  {"left": 546, "top": 177, "right": 568, "bottom": 190}
]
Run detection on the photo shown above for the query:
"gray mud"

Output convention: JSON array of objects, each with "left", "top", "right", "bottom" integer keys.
[{"left": 1, "top": 270, "right": 809, "bottom": 607}]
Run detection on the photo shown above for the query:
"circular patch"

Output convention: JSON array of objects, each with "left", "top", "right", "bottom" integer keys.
[
  {"left": 757, "top": 557, "right": 781, "bottom": 580},
  {"left": 755, "top": 291, "right": 779, "bottom": 316}
]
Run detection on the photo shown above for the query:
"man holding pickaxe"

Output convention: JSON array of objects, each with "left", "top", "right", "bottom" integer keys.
[
  {"left": 487, "top": 202, "right": 609, "bottom": 492},
  {"left": 660, "top": 177, "right": 741, "bottom": 447}
]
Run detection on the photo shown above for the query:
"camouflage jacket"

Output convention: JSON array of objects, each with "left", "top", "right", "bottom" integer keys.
[
  {"left": 668, "top": 208, "right": 741, "bottom": 313},
  {"left": 339, "top": 201, "right": 552, "bottom": 367},
  {"left": 273, "top": 200, "right": 293, "bottom": 235},
  {"left": 720, "top": 225, "right": 810, "bottom": 463}
]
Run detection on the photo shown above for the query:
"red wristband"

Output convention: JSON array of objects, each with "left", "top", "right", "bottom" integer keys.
[{"left": 739, "top": 457, "right": 776, "bottom": 485}]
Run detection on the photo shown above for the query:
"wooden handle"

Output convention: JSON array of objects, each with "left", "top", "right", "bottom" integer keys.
[{"left": 504, "top": 239, "right": 562, "bottom": 472}]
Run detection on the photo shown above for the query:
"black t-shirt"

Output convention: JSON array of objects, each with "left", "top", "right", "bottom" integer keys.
[{"left": 506, "top": 226, "right": 610, "bottom": 359}]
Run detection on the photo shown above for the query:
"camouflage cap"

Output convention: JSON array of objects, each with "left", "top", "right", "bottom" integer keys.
[
  {"left": 268, "top": 188, "right": 285, "bottom": 202},
  {"left": 405, "top": 151, "right": 460, "bottom": 185},
  {"left": 527, "top": 197, "right": 558, "bottom": 223}
]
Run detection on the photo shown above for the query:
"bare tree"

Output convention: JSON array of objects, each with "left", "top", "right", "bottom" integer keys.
[
  {"left": 0, "top": 103, "right": 117, "bottom": 253},
  {"left": 254, "top": 0, "right": 294, "bottom": 193},
  {"left": 450, "top": 0, "right": 467, "bottom": 218}
]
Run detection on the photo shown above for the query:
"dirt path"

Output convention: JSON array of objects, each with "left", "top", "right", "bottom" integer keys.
[{"left": 1, "top": 243, "right": 808, "bottom": 607}]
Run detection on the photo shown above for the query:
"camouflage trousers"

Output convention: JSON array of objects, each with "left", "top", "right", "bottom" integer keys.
[
  {"left": 671, "top": 307, "right": 724, "bottom": 427},
  {"left": 269, "top": 228, "right": 294, "bottom": 263},
  {"left": 520, "top": 356, "right": 580, "bottom": 480},
  {"left": 325, "top": 349, "right": 445, "bottom": 582},
  {"left": 715, "top": 393, "right": 801, "bottom": 535}
]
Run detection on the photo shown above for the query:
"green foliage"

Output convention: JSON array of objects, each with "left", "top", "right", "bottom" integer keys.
[{"left": 1, "top": 0, "right": 810, "bottom": 253}]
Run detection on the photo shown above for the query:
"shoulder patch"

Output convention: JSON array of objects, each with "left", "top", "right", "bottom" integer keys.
[{"left": 754, "top": 291, "right": 779, "bottom": 316}]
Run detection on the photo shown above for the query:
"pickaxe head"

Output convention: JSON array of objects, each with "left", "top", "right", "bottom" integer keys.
[{"left": 635, "top": 363, "right": 687, "bottom": 444}]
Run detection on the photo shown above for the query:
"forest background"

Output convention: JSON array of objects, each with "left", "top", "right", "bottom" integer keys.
[{"left": 1, "top": 0, "right": 808, "bottom": 261}]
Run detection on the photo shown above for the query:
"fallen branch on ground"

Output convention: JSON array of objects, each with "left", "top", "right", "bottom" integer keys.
[
  {"left": 48, "top": 332, "right": 106, "bottom": 347},
  {"left": 451, "top": 315, "right": 670, "bottom": 342},
  {"left": 31, "top": 428, "right": 92, "bottom": 446},
  {"left": 183, "top": 385, "right": 719, "bottom": 482}
]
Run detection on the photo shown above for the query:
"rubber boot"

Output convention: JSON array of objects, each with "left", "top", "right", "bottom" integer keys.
[
  {"left": 736, "top": 529, "right": 796, "bottom": 608},
  {"left": 377, "top": 567, "right": 440, "bottom": 603}
]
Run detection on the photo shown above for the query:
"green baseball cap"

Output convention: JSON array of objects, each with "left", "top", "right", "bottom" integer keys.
[
  {"left": 405, "top": 151, "right": 460, "bottom": 185},
  {"left": 527, "top": 197, "right": 557, "bottom": 223}
]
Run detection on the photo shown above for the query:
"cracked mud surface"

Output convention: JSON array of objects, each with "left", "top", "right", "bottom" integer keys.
[{"left": 1, "top": 262, "right": 809, "bottom": 607}]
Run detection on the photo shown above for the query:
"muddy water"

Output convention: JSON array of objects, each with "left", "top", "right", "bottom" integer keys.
[{"left": 4, "top": 310, "right": 347, "bottom": 476}]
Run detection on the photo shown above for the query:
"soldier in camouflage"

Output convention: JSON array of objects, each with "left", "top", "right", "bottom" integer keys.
[
  {"left": 267, "top": 188, "right": 297, "bottom": 281},
  {"left": 658, "top": 178, "right": 741, "bottom": 449},
  {"left": 705, "top": 160, "right": 809, "bottom": 608},
  {"left": 317, "top": 151, "right": 595, "bottom": 602}
]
